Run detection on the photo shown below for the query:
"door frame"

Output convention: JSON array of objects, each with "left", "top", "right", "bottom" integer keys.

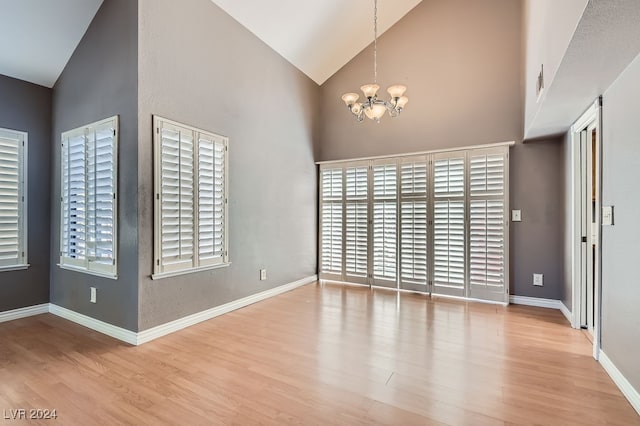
[{"left": 570, "top": 98, "right": 603, "bottom": 360}]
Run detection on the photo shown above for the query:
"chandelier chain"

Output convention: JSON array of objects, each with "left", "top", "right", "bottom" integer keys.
[{"left": 373, "top": 0, "right": 378, "bottom": 84}]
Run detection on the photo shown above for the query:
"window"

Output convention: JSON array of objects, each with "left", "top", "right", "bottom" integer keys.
[
  {"left": 0, "top": 128, "right": 27, "bottom": 270},
  {"left": 153, "top": 116, "right": 229, "bottom": 279},
  {"left": 60, "top": 116, "right": 118, "bottom": 278},
  {"left": 318, "top": 145, "right": 509, "bottom": 303}
]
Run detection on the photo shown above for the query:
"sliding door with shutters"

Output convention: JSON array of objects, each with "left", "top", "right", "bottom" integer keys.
[
  {"left": 399, "top": 156, "right": 429, "bottom": 292},
  {"left": 432, "top": 152, "right": 466, "bottom": 297},
  {"left": 371, "top": 160, "right": 398, "bottom": 288},
  {"left": 318, "top": 144, "right": 509, "bottom": 303},
  {"left": 468, "top": 147, "right": 509, "bottom": 302},
  {"left": 344, "top": 162, "right": 370, "bottom": 284},
  {"left": 319, "top": 166, "right": 344, "bottom": 281}
]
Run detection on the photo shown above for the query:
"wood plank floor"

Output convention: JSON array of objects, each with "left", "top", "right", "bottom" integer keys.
[{"left": 0, "top": 282, "right": 638, "bottom": 425}]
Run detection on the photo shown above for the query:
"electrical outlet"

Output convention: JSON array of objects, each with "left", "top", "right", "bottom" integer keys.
[
  {"left": 512, "top": 209, "right": 522, "bottom": 222},
  {"left": 260, "top": 269, "right": 267, "bottom": 281},
  {"left": 533, "top": 274, "right": 544, "bottom": 287},
  {"left": 90, "top": 287, "right": 97, "bottom": 303}
]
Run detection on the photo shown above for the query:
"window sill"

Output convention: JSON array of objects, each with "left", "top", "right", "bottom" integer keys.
[
  {"left": 151, "top": 262, "right": 231, "bottom": 280},
  {"left": 57, "top": 264, "right": 118, "bottom": 280},
  {"left": 0, "top": 264, "right": 30, "bottom": 273}
]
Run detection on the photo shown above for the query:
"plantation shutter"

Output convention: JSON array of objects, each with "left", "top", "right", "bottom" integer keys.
[
  {"left": 372, "top": 160, "right": 397, "bottom": 287},
  {"left": 0, "top": 129, "right": 26, "bottom": 267},
  {"left": 345, "top": 162, "right": 369, "bottom": 283},
  {"left": 153, "top": 117, "right": 229, "bottom": 277},
  {"left": 319, "top": 166, "right": 344, "bottom": 279},
  {"left": 61, "top": 116, "right": 118, "bottom": 277},
  {"left": 469, "top": 148, "right": 508, "bottom": 302},
  {"left": 433, "top": 154, "right": 465, "bottom": 296},
  {"left": 197, "top": 133, "right": 227, "bottom": 267},
  {"left": 399, "top": 156, "right": 428, "bottom": 291},
  {"left": 86, "top": 122, "right": 117, "bottom": 272}
]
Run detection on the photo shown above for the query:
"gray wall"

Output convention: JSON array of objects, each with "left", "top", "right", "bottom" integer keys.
[
  {"left": 50, "top": 0, "right": 139, "bottom": 331},
  {"left": 319, "top": 0, "right": 523, "bottom": 161},
  {"left": 600, "top": 51, "right": 640, "bottom": 392},
  {"left": 137, "top": 0, "right": 319, "bottom": 330},
  {"left": 0, "top": 75, "right": 51, "bottom": 312},
  {"left": 510, "top": 138, "right": 565, "bottom": 299}
]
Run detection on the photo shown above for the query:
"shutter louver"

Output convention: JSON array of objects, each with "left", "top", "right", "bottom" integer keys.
[
  {"left": 433, "top": 155, "right": 466, "bottom": 295},
  {"left": 0, "top": 130, "right": 25, "bottom": 267},
  {"left": 320, "top": 167, "right": 343, "bottom": 276},
  {"left": 62, "top": 134, "right": 87, "bottom": 262},
  {"left": 469, "top": 150, "right": 507, "bottom": 299},
  {"left": 372, "top": 163, "right": 397, "bottom": 282},
  {"left": 345, "top": 166, "right": 368, "bottom": 279},
  {"left": 399, "top": 157, "right": 428, "bottom": 289},
  {"left": 86, "top": 124, "right": 116, "bottom": 267}
]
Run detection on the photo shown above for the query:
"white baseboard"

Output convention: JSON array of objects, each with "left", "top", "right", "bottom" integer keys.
[
  {"left": 137, "top": 274, "right": 317, "bottom": 345},
  {"left": 49, "top": 304, "right": 138, "bottom": 345},
  {"left": 0, "top": 303, "right": 49, "bottom": 324},
  {"left": 509, "top": 295, "right": 563, "bottom": 310},
  {"left": 559, "top": 302, "right": 572, "bottom": 324},
  {"left": 599, "top": 350, "right": 640, "bottom": 415}
]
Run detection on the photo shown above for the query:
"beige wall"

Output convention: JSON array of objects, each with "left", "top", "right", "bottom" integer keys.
[{"left": 319, "top": 0, "right": 523, "bottom": 161}]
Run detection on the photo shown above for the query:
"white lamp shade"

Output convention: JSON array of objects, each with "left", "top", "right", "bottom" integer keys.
[
  {"left": 360, "top": 84, "right": 380, "bottom": 99},
  {"left": 365, "top": 103, "right": 387, "bottom": 120},
  {"left": 341, "top": 92, "right": 359, "bottom": 106},
  {"left": 387, "top": 84, "right": 407, "bottom": 99},
  {"left": 351, "top": 103, "right": 362, "bottom": 114},
  {"left": 396, "top": 96, "right": 409, "bottom": 109}
]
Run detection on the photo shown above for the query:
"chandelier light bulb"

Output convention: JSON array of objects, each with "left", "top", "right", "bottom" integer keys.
[
  {"left": 396, "top": 96, "right": 409, "bottom": 110},
  {"left": 360, "top": 84, "right": 380, "bottom": 99},
  {"left": 387, "top": 84, "right": 407, "bottom": 99}
]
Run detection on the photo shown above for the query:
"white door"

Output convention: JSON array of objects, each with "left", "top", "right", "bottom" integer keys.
[{"left": 371, "top": 160, "right": 398, "bottom": 288}]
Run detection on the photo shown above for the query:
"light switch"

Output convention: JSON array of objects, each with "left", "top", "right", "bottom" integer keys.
[
  {"left": 511, "top": 210, "right": 522, "bottom": 222},
  {"left": 602, "top": 206, "right": 614, "bottom": 226}
]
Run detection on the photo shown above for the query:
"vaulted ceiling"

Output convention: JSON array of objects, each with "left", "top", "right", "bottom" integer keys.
[{"left": 0, "top": 0, "right": 420, "bottom": 88}]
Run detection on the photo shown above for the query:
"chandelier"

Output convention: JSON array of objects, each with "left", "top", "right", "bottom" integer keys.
[{"left": 341, "top": 0, "right": 409, "bottom": 123}]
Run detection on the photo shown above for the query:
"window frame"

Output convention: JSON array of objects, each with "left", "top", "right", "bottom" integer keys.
[
  {"left": 0, "top": 127, "right": 28, "bottom": 271},
  {"left": 152, "top": 116, "right": 230, "bottom": 280},
  {"left": 59, "top": 116, "right": 119, "bottom": 279}
]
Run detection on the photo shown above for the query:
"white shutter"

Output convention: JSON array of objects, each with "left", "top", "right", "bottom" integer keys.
[
  {"left": 345, "top": 164, "right": 368, "bottom": 282},
  {"left": 320, "top": 167, "right": 343, "bottom": 277},
  {"left": 197, "top": 134, "right": 227, "bottom": 266},
  {"left": 469, "top": 149, "right": 508, "bottom": 301},
  {"left": 153, "top": 116, "right": 230, "bottom": 277},
  {"left": 372, "top": 162, "right": 397, "bottom": 285},
  {"left": 86, "top": 123, "right": 116, "bottom": 272},
  {"left": 61, "top": 116, "right": 118, "bottom": 277},
  {"left": 399, "top": 156, "right": 428, "bottom": 290},
  {"left": 433, "top": 154, "right": 465, "bottom": 296},
  {"left": 159, "top": 123, "right": 195, "bottom": 272},
  {"left": 0, "top": 129, "right": 26, "bottom": 267},
  {"left": 61, "top": 133, "right": 87, "bottom": 265}
]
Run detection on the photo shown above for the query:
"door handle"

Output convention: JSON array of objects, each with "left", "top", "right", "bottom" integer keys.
[{"left": 581, "top": 236, "right": 587, "bottom": 243}]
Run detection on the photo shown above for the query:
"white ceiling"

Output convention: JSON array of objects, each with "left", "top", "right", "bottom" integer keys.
[
  {"left": 0, "top": 0, "right": 103, "bottom": 88},
  {"left": 211, "top": 0, "right": 423, "bottom": 85}
]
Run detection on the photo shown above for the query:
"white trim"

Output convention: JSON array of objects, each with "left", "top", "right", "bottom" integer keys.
[
  {"left": 315, "top": 141, "right": 515, "bottom": 165},
  {"left": 49, "top": 304, "right": 137, "bottom": 345},
  {"left": 599, "top": 350, "right": 640, "bottom": 415},
  {"left": 138, "top": 275, "right": 317, "bottom": 344},
  {"left": 46, "top": 275, "right": 317, "bottom": 346},
  {"left": 0, "top": 264, "right": 30, "bottom": 272},
  {"left": 434, "top": 293, "right": 508, "bottom": 306},
  {"left": 0, "top": 303, "right": 48, "bottom": 324},
  {"left": 509, "top": 295, "right": 563, "bottom": 310},
  {"left": 57, "top": 264, "right": 118, "bottom": 280},
  {"left": 559, "top": 302, "right": 572, "bottom": 324}
]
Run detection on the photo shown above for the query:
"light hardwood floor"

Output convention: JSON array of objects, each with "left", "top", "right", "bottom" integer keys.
[{"left": 0, "top": 282, "right": 638, "bottom": 425}]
